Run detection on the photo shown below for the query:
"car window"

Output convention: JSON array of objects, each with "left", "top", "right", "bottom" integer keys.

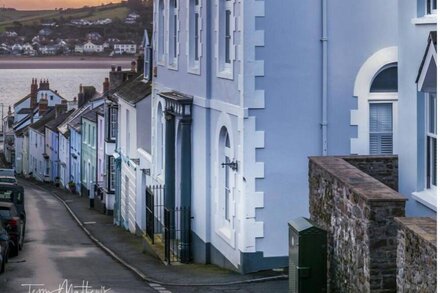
[
  {"left": 0, "top": 190, "right": 13, "bottom": 202},
  {"left": 0, "top": 178, "right": 16, "bottom": 183},
  {"left": 0, "top": 208, "right": 11, "bottom": 218},
  {"left": 15, "top": 192, "right": 23, "bottom": 204}
]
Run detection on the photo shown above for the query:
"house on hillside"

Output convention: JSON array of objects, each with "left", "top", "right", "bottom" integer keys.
[{"left": 114, "top": 42, "right": 137, "bottom": 55}]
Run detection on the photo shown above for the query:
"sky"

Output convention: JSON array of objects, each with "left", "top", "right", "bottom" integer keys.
[{"left": 1, "top": 0, "right": 121, "bottom": 10}]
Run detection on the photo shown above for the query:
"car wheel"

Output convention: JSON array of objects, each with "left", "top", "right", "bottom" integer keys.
[
  {"left": 10, "top": 242, "right": 18, "bottom": 257},
  {"left": 0, "top": 257, "right": 4, "bottom": 274}
]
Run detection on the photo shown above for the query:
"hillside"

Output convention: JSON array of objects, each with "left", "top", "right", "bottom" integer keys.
[{"left": 0, "top": 3, "right": 134, "bottom": 32}]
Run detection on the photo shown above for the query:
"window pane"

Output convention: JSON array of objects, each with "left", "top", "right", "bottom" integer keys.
[
  {"left": 433, "top": 138, "right": 437, "bottom": 186},
  {"left": 370, "top": 103, "right": 393, "bottom": 132},
  {"left": 370, "top": 66, "right": 398, "bottom": 92},
  {"left": 429, "top": 93, "right": 437, "bottom": 134},
  {"left": 194, "top": 13, "right": 199, "bottom": 61},
  {"left": 369, "top": 103, "right": 393, "bottom": 155},
  {"left": 225, "top": 10, "right": 231, "bottom": 64}
]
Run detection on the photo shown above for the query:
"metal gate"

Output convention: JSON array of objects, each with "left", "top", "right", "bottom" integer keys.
[{"left": 145, "top": 185, "right": 191, "bottom": 264}]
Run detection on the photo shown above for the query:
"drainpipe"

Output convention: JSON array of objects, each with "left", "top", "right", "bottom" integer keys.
[{"left": 321, "top": 0, "right": 328, "bottom": 155}]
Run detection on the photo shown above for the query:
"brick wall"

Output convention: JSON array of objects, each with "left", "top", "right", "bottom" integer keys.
[
  {"left": 309, "top": 156, "right": 406, "bottom": 292},
  {"left": 396, "top": 217, "right": 436, "bottom": 292}
]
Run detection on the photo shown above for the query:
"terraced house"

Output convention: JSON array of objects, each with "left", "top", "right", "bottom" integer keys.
[{"left": 147, "top": 0, "right": 436, "bottom": 273}]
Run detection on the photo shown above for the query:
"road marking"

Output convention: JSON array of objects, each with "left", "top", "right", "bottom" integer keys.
[{"left": 83, "top": 221, "right": 96, "bottom": 225}]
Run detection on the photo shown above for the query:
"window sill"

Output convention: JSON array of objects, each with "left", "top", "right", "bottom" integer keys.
[
  {"left": 187, "top": 66, "right": 201, "bottom": 75},
  {"left": 216, "top": 225, "right": 235, "bottom": 248},
  {"left": 168, "top": 63, "right": 178, "bottom": 71},
  {"left": 217, "top": 69, "right": 233, "bottom": 80},
  {"left": 411, "top": 15, "right": 437, "bottom": 25},
  {"left": 412, "top": 189, "right": 437, "bottom": 211}
]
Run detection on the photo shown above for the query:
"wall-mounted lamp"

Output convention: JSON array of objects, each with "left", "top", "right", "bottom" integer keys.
[{"left": 221, "top": 160, "right": 238, "bottom": 171}]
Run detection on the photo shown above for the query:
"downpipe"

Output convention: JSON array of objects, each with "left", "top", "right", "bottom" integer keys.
[{"left": 321, "top": 0, "right": 328, "bottom": 155}]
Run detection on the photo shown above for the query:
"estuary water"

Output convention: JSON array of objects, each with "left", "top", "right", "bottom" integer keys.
[{"left": 0, "top": 57, "right": 132, "bottom": 112}]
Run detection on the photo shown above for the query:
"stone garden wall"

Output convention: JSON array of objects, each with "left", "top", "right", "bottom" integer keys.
[
  {"left": 343, "top": 155, "right": 398, "bottom": 191},
  {"left": 396, "top": 217, "right": 436, "bottom": 292},
  {"left": 309, "top": 156, "right": 406, "bottom": 292}
]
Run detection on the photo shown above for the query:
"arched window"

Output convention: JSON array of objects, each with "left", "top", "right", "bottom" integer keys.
[
  {"left": 219, "top": 127, "right": 232, "bottom": 222},
  {"left": 368, "top": 63, "right": 398, "bottom": 155}
]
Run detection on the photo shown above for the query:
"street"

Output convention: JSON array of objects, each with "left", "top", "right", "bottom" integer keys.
[{"left": 0, "top": 180, "right": 157, "bottom": 293}]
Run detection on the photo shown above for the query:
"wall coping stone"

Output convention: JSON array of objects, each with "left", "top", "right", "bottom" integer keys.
[
  {"left": 309, "top": 156, "right": 406, "bottom": 203},
  {"left": 395, "top": 217, "right": 437, "bottom": 248}
]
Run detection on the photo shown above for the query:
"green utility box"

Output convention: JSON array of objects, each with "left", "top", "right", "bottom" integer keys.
[{"left": 288, "top": 217, "right": 327, "bottom": 293}]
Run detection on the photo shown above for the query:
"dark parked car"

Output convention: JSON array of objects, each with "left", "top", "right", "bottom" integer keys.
[
  {"left": 0, "top": 176, "right": 17, "bottom": 185},
  {"left": 0, "top": 202, "right": 24, "bottom": 257},
  {"left": 0, "top": 184, "right": 26, "bottom": 223},
  {"left": 0, "top": 222, "right": 9, "bottom": 273}
]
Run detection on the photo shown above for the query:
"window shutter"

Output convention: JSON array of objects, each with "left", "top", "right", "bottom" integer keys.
[{"left": 369, "top": 103, "right": 393, "bottom": 155}]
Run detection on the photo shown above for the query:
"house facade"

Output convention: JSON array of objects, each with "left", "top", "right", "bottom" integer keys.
[
  {"left": 148, "top": 0, "right": 425, "bottom": 273},
  {"left": 114, "top": 75, "right": 151, "bottom": 233},
  {"left": 114, "top": 43, "right": 137, "bottom": 55},
  {"left": 397, "top": 0, "right": 437, "bottom": 215}
]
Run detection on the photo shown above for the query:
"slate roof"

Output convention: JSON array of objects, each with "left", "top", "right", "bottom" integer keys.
[
  {"left": 13, "top": 93, "right": 31, "bottom": 107},
  {"left": 59, "top": 106, "right": 90, "bottom": 136},
  {"left": 416, "top": 31, "right": 437, "bottom": 83},
  {"left": 45, "top": 110, "right": 75, "bottom": 132},
  {"left": 82, "top": 105, "right": 104, "bottom": 123},
  {"left": 114, "top": 74, "right": 151, "bottom": 105},
  {"left": 29, "top": 109, "right": 56, "bottom": 133}
]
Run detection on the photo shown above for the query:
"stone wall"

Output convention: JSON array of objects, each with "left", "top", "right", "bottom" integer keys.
[
  {"left": 396, "top": 217, "right": 436, "bottom": 292},
  {"left": 309, "top": 156, "right": 406, "bottom": 292},
  {"left": 343, "top": 155, "right": 398, "bottom": 191}
]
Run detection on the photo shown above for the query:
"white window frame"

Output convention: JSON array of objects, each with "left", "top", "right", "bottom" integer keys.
[
  {"left": 215, "top": 126, "right": 235, "bottom": 247},
  {"left": 425, "top": 93, "right": 437, "bottom": 190},
  {"left": 427, "top": 0, "right": 437, "bottom": 15},
  {"left": 110, "top": 107, "right": 117, "bottom": 140},
  {"left": 368, "top": 101, "right": 395, "bottom": 155},
  {"left": 413, "top": 92, "right": 437, "bottom": 211},
  {"left": 187, "top": 0, "right": 202, "bottom": 74},
  {"left": 157, "top": 0, "right": 166, "bottom": 65},
  {"left": 368, "top": 94, "right": 398, "bottom": 155},
  {"left": 109, "top": 156, "right": 115, "bottom": 191},
  {"left": 216, "top": 0, "right": 235, "bottom": 80},
  {"left": 168, "top": 0, "right": 179, "bottom": 69}
]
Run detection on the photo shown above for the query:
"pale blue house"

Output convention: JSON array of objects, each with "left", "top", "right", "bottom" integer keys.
[
  {"left": 149, "top": 0, "right": 436, "bottom": 273},
  {"left": 397, "top": 0, "right": 437, "bottom": 215}
]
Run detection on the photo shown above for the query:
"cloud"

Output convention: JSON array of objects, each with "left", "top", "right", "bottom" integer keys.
[{"left": 1, "top": 0, "right": 119, "bottom": 10}]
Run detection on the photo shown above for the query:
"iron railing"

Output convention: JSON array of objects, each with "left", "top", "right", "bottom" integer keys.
[{"left": 146, "top": 185, "right": 191, "bottom": 264}]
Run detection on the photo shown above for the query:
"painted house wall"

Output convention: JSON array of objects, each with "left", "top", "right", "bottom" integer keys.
[
  {"left": 45, "top": 127, "right": 59, "bottom": 182},
  {"left": 118, "top": 99, "right": 140, "bottom": 233},
  {"left": 29, "top": 129, "right": 46, "bottom": 181},
  {"left": 14, "top": 135, "right": 24, "bottom": 174},
  {"left": 22, "top": 133, "right": 29, "bottom": 176},
  {"left": 59, "top": 134, "right": 70, "bottom": 188},
  {"left": 81, "top": 118, "right": 97, "bottom": 197},
  {"left": 152, "top": 0, "right": 408, "bottom": 273},
  {"left": 97, "top": 114, "right": 105, "bottom": 186},
  {"left": 69, "top": 127, "right": 82, "bottom": 193},
  {"left": 397, "top": 0, "right": 436, "bottom": 216}
]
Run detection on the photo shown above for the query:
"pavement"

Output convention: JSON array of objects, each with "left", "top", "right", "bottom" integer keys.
[{"left": 19, "top": 177, "right": 288, "bottom": 292}]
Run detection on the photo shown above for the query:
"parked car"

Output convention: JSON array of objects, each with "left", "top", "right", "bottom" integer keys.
[
  {"left": 0, "top": 176, "right": 17, "bottom": 185},
  {"left": 0, "top": 222, "right": 9, "bottom": 273},
  {"left": 0, "top": 202, "right": 24, "bottom": 257},
  {"left": 0, "top": 169, "right": 15, "bottom": 177},
  {"left": 0, "top": 184, "right": 26, "bottom": 223}
]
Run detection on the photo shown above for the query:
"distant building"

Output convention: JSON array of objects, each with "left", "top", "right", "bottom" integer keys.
[
  {"left": 114, "top": 43, "right": 137, "bottom": 55},
  {"left": 83, "top": 41, "right": 104, "bottom": 53}
]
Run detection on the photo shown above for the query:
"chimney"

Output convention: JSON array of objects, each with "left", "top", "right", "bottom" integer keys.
[
  {"left": 103, "top": 78, "right": 110, "bottom": 93},
  {"left": 55, "top": 102, "right": 67, "bottom": 118},
  {"left": 30, "top": 78, "right": 38, "bottom": 109},
  {"left": 131, "top": 60, "right": 136, "bottom": 72},
  {"left": 117, "top": 66, "right": 122, "bottom": 72},
  {"left": 39, "top": 96, "right": 48, "bottom": 116},
  {"left": 7, "top": 106, "right": 11, "bottom": 116},
  {"left": 137, "top": 55, "right": 144, "bottom": 74},
  {"left": 111, "top": 65, "right": 116, "bottom": 72}
]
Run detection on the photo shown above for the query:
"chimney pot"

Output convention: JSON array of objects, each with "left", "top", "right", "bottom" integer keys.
[{"left": 117, "top": 66, "right": 122, "bottom": 72}]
